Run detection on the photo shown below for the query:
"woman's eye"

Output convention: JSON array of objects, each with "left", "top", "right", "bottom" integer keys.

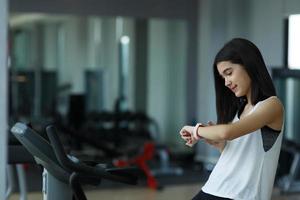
[{"left": 226, "top": 71, "right": 232, "bottom": 76}]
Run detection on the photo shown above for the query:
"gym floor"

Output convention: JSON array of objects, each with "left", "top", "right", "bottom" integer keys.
[
  {"left": 9, "top": 184, "right": 300, "bottom": 200},
  {"left": 7, "top": 164, "right": 300, "bottom": 200}
]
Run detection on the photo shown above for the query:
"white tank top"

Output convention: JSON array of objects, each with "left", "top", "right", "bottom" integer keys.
[{"left": 202, "top": 98, "right": 283, "bottom": 200}]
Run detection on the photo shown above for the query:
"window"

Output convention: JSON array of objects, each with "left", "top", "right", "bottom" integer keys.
[{"left": 288, "top": 14, "right": 300, "bottom": 69}]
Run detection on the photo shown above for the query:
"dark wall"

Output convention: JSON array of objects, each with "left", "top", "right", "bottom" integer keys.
[{"left": 10, "top": 0, "right": 193, "bottom": 20}]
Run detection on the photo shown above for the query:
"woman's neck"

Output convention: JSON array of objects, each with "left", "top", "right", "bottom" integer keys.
[{"left": 246, "top": 92, "right": 252, "bottom": 106}]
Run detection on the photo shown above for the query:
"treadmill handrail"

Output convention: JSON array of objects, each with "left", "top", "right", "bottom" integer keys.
[
  {"left": 10, "top": 122, "right": 70, "bottom": 183},
  {"left": 46, "top": 125, "right": 137, "bottom": 185}
]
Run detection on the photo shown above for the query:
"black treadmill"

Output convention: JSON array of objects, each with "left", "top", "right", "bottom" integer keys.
[{"left": 11, "top": 122, "right": 138, "bottom": 200}]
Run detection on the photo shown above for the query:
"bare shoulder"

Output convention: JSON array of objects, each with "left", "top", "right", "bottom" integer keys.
[
  {"left": 257, "top": 96, "right": 284, "bottom": 130},
  {"left": 260, "top": 96, "right": 284, "bottom": 113}
]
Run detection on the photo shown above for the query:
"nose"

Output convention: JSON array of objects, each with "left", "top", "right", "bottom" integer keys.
[{"left": 225, "top": 78, "right": 231, "bottom": 87}]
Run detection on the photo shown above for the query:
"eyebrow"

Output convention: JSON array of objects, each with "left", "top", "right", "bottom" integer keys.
[{"left": 219, "top": 67, "right": 232, "bottom": 78}]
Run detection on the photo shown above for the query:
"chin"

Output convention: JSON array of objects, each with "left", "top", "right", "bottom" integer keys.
[{"left": 234, "top": 92, "right": 243, "bottom": 97}]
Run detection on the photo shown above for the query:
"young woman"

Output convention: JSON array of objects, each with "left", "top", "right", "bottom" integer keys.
[{"left": 180, "top": 38, "right": 284, "bottom": 200}]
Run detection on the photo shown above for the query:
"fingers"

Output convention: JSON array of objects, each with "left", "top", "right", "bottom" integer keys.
[
  {"left": 180, "top": 127, "right": 192, "bottom": 136},
  {"left": 186, "top": 138, "right": 197, "bottom": 147},
  {"left": 180, "top": 133, "right": 192, "bottom": 145},
  {"left": 181, "top": 136, "right": 191, "bottom": 142},
  {"left": 180, "top": 130, "right": 196, "bottom": 147},
  {"left": 185, "top": 139, "right": 193, "bottom": 147},
  {"left": 180, "top": 129, "right": 191, "bottom": 140},
  {"left": 180, "top": 126, "right": 193, "bottom": 142},
  {"left": 180, "top": 131, "right": 191, "bottom": 137},
  {"left": 179, "top": 125, "right": 203, "bottom": 147}
]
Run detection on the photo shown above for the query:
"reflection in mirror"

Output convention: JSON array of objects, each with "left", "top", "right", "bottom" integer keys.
[
  {"left": 9, "top": 13, "right": 188, "bottom": 150},
  {"left": 9, "top": 13, "right": 135, "bottom": 120}
]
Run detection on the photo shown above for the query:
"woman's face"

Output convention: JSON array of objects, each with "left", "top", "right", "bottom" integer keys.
[{"left": 217, "top": 61, "right": 251, "bottom": 97}]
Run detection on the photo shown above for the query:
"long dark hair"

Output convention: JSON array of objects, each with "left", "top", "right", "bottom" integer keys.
[{"left": 213, "top": 38, "right": 276, "bottom": 124}]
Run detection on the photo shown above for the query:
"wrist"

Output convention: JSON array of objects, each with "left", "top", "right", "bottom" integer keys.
[{"left": 193, "top": 123, "right": 203, "bottom": 140}]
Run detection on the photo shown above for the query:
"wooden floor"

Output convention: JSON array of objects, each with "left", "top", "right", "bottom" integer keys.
[{"left": 9, "top": 184, "right": 300, "bottom": 200}]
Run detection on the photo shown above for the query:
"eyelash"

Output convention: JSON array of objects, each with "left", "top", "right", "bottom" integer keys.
[{"left": 221, "top": 72, "right": 232, "bottom": 79}]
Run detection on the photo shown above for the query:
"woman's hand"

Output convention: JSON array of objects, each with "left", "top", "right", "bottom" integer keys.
[
  {"left": 180, "top": 121, "right": 226, "bottom": 151},
  {"left": 180, "top": 124, "right": 204, "bottom": 147},
  {"left": 180, "top": 125, "right": 195, "bottom": 147},
  {"left": 203, "top": 121, "right": 226, "bottom": 152}
]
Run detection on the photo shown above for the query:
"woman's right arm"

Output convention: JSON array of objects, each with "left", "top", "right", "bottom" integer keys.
[{"left": 203, "top": 121, "right": 226, "bottom": 152}]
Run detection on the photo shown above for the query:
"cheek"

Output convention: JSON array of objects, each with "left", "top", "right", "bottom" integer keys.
[
  {"left": 244, "top": 72, "right": 251, "bottom": 84},
  {"left": 231, "top": 73, "right": 240, "bottom": 84},
  {"left": 240, "top": 73, "right": 251, "bottom": 88}
]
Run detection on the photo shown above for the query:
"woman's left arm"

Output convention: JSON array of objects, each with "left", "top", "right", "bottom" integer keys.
[{"left": 195, "top": 97, "right": 284, "bottom": 141}]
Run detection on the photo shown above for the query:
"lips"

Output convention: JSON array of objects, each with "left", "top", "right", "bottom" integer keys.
[{"left": 230, "top": 85, "right": 237, "bottom": 92}]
